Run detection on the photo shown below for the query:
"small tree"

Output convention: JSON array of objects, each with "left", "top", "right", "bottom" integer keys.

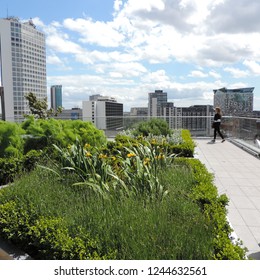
[{"left": 25, "top": 92, "right": 62, "bottom": 119}]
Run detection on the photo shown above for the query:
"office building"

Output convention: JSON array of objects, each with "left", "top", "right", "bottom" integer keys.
[
  {"left": 82, "top": 95, "right": 123, "bottom": 130},
  {"left": 175, "top": 105, "right": 214, "bottom": 136},
  {"left": 130, "top": 107, "right": 148, "bottom": 116},
  {"left": 213, "top": 87, "right": 254, "bottom": 115},
  {"left": 0, "top": 17, "right": 47, "bottom": 122},
  {"left": 148, "top": 90, "right": 175, "bottom": 128},
  {"left": 50, "top": 85, "right": 62, "bottom": 110},
  {"left": 148, "top": 90, "right": 168, "bottom": 117}
]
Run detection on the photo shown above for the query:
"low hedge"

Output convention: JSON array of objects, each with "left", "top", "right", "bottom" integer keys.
[
  {"left": 176, "top": 158, "right": 247, "bottom": 260},
  {"left": 168, "top": 130, "right": 195, "bottom": 157}
]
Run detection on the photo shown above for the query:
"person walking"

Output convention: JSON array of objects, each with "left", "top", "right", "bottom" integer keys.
[{"left": 212, "top": 107, "right": 225, "bottom": 143}]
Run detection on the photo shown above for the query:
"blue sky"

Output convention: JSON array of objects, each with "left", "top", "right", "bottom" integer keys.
[{"left": 2, "top": 0, "right": 260, "bottom": 111}]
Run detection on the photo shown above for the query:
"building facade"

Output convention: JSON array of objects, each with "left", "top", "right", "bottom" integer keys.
[
  {"left": 176, "top": 105, "right": 214, "bottom": 136},
  {"left": 50, "top": 85, "right": 62, "bottom": 110},
  {"left": 148, "top": 90, "right": 168, "bottom": 117},
  {"left": 213, "top": 87, "right": 254, "bottom": 115},
  {"left": 82, "top": 95, "right": 123, "bottom": 130},
  {"left": 130, "top": 107, "right": 148, "bottom": 116},
  {"left": 0, "top": 17, "right": 47, "bottom": 122}
]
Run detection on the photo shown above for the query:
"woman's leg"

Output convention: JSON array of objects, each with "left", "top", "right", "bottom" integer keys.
[
  {"left": 216, "top": 126, "right": 224, "bottom": 139},
  {"left": 214, "top": 127, "right": 217, "bottom": 140}
]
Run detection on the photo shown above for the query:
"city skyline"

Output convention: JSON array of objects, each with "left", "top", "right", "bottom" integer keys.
[{"left": 1, "top": 0, "right": 260, "bottom": 111}]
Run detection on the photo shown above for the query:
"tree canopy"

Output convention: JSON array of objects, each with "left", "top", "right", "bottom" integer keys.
[{"left": 25, "top": 92, "right": 62, "bottom": 119}]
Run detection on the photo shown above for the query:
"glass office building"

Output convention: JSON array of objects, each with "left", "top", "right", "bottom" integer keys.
[
  {"left": 50, "top": 85, "right": 62, "bottom": 110},
  {"left": 213, "top": 87, "right": 254, "bottom": 115}
]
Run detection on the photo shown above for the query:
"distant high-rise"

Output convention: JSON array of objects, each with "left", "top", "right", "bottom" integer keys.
[
  {"left": 50, "top": 85, "right": 62, "bottom": 110},
  {"left": 213, "top": 87, "right": 254, "bottom": 115},
  {"left": 0, "top": 17, "right": 47, "bottom": 122},
  {"left": 148, "top": 90, "right": 168, "bottom": 117}
]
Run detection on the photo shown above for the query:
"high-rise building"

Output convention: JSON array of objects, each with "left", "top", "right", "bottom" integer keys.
[
  {"left": 50, "top": 85, "right": 62, "bottom": 110},
  {"left": 213, "top": 87, "right": 254, "bottom": 115},
  {"left": 82, "top": 95, "right": 123, "bottom": 130},
  {"left": 148, "top": 90, "right": 168, "bottom": 117},
  {"left": 0, "top": 17, "right": 47, "bottom": 122}
]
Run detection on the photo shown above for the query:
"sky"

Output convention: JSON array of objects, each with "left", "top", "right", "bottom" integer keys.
[{"left": 1, "top": 0, "right": 260, "bottom": 111}]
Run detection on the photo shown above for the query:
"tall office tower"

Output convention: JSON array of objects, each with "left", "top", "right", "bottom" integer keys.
[
  {"left": 50, "top": 85, "right": 62, "bottom": 110},
  {"left": 148, "top": 90, "right": 168, "bottom": 117},
  {"left": 0, "top": 17, "right": 47, "bottom": 122},
  {"left": 213, "top": 87, "right": 254, "bottom": 115}
]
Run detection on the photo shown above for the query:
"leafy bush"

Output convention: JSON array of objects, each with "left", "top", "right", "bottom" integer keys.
[
  {"left": 0, "top": 158, "right": 22, "bottom": 185},
  {"left": 0, "top": 121, "right": 25, "bottom": 158},
  {"left": 21, "top": 117, "right": 107, "bottom": 153},
  {"left": 0, "top": 150, "right": 43, "bottom": 186},
  {"left": 132, "top": 118, "right": 172, "bottom": 136}
]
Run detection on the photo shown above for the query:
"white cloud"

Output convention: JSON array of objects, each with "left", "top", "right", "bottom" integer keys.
[
  {"left": 114, "top": 0, "right": 123, "bottom": 12},
  {"left": 243, "top": 60, "right": 260, "bottom": 75},
  {"left": 47, "top": 54, "right": 63, "bottom": 65},
  {"left": 224, "top": 67, "right": 249, "bottom": 78},
  {"left": 188, "top": 70, "right": 208, "bottom": 78},
  {"left": 209, "top": 71, "right": 221, "bottom": 79},
  {"left": 63, "top": 18, "right": 124, "bottom": 47}
]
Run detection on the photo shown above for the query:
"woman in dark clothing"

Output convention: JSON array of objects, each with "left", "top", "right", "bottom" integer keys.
[{"left": 212, "top": 107, "right": 225, "bottom": 143}]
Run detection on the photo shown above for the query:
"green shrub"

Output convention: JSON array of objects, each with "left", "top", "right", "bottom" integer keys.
[
  {"left": 0, "top": 121, "right": 24, "bottom": 158},
  {"left": 0, "top": 158, "right": 22, "bottom": 185},
  {"left": 21, "top": 117, "right": 107, "bottom": 153},
  {"left": 23, "top": 150, "right": 43, "bottom": 172},
  {"left": 0, "top": 150, "right": 43, "bottom": 186},
  {"left": 132, "top": 118, "right": 172, "bottom": 136}
]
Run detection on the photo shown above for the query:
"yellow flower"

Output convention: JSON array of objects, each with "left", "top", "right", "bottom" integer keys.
[
  {"left": 84, "top": 143, "right": 91, "bottom": 149},
  {"left": 143, "top": 158, "right": 150, "bottom": 165},
  {"left": 99, "top": 153, "right": 107, "bottom": 159},
  {"left": 127, "top": 153, "right": 136, "bottom": 158},
  {"left": 67, "top": 144, "right": 71, "bottom": 150},
  {"left": 158, "top": 154, "right": 165, "bottom": 160},
  {"left": 85, "top": 152, "right": 92, "bottom": 157}
]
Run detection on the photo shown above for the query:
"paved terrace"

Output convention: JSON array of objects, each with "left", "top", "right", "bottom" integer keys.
[{"left": 195, "top": 138, "right": 260, "bottom": 260}]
